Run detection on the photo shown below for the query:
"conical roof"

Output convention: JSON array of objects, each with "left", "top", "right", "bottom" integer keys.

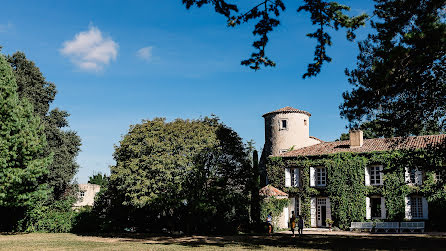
[{"left": 262, "top": 106, "right": 311, "bottom": 117}]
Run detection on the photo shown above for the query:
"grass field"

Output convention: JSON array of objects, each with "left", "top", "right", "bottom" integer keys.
[{"left": 1, "top": 232, "right": 446, "bottom": 250}]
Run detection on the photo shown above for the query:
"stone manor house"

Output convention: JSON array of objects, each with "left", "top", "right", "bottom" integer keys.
[{"left": 260, "top": 106, "right": 446, "bottom": 229}]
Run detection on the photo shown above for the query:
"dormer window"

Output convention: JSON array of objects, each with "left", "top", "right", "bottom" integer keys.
[{"left": 279, "top": 119, "right": 288, "bottom": 130}]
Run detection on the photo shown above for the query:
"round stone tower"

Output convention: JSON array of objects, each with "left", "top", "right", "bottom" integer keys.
[{"left": 262, "top": 106, "right": 319, "bottom": 157}]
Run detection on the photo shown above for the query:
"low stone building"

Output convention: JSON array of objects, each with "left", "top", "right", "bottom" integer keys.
[
  {"left": 73, "top": 183, "right": 101, "bottom": 208},
  {"left": 259, "top": 185, "right": 289, "bottom": 229}
]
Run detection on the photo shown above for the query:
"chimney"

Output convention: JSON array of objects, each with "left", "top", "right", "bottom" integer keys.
[{"left": 349, "top": 129, "right": 363, "bottom": 148}]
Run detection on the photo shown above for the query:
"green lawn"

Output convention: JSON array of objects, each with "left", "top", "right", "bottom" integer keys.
[{"left": 1, "top": 232, "right": 446, "bottom": 250}]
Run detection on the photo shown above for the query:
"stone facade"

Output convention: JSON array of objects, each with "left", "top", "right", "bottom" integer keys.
[{"left": 73, "top": 183, "right": 101, "bottom": 208}]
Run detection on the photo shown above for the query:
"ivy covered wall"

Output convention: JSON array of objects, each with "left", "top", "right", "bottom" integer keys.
[{"left": 266, "top": 149, "right": 446, "bottom": 230}]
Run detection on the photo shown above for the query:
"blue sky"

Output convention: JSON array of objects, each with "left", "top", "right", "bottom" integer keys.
[{"left": 0, "top": 0, "right": 375, "bottom": 183}]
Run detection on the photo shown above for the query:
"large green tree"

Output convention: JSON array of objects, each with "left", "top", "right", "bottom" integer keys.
[
  {"left": 88, "top": 173, "right": 109, "bottom": 187},
  {"left": 340, "top": 0, "right": 446, "bottom": 137},
  {"left": 7, "top": 52, "right": 81, "bottom": 200},
  {"left": 183, "top": 0, "right": 368, "bottom": 78},
  {"left": 107, "top": 117, "right": 252, "bottom": 233},
  {"left": 0, "top": 54, "right": 52, "bottom": 231}
]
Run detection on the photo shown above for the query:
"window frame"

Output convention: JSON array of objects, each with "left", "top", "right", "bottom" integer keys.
[
  {"left": 369, "top": 166, "right": 382, "bottom": 185},
  {"left": 410, "top": 196, "right": 423, "bottom": 219},
  {"left": 315, "top": 167, "right": 327, "bottom": 187},
  {"left": 279, "top": 118, "right": 289, "bottom": 131},
  {"left": 290, "top": 168, "right": 300, "bottom": 187}
]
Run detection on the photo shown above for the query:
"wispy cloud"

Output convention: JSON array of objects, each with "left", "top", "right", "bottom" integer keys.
[
  {"left": 61, "top": 25, "right": 118, "bottom": 71},
  {"left": 0, "top": 22, "right": 13, "bottom": 33},
  {"left": 137, "top": 46, "right": 154, "bottom": 62}
]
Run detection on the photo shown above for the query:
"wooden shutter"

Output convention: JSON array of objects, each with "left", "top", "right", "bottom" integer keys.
[
  {"left": 405, "top": 196, "right": 412, "bottom": 220},
  {"left": 283, "top": 205, "right": 289, "bottom": 229},
  {"left": 364, "top": 166, "right": 370, "bottom": 186},
  {"left": 285, "top": 168, "right": 291, "bottom": 187},
  {"left": 415, "top": 169, "right": 423, "bottom": 185},
  {"left": 404, "top": 167, "right": 411, "bottom": 183},
  {"left": 366, "top": 197, "right": 371, "bottom": 220},
  {"left": 298, "top": 197, "right": 302, "bottom": 215},
  {"left": 381, "top": 197, "right": 386, "bottom": 219},
  {"left": 310, "top": 197, "right": 316, "bottom": 227},
  {"left": 326, "top": 198, "right": 332, "bottom": 221},
  {"left": 310, "top": 167, "right": 315, "bottom": 187},
  {"left": 422, "top": 197, "right": 428, "bottom": 220},
  {"left": 379, "top": 166, "right": 384, "bottom": 185}
]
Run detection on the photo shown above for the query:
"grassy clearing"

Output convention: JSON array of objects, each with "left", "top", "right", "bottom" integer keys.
[{"left": 1, "top": 232, "right": 446, "bottom": 250}]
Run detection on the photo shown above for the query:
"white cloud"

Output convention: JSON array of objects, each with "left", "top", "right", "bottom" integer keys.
[
  {"left": 61, "top": 25, "right": 118, "bottom": 71},
  {"left": 137, "top": 46, "right": 153, "bottom": 62}
]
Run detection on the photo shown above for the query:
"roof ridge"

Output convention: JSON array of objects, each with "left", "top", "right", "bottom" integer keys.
[
  {"left": 280, "top": 134, "right": 446, "bottom": 157},
  {"left": 263, "top": 106, "right": 311, "bottom": 117}
]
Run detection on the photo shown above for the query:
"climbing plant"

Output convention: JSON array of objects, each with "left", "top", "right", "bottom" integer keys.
[
  {"left": 260, "top": 196, "right": 289, "bottom": 231},
  {"left": 266, "top": 145, "right": 446, "bottom": 230}
]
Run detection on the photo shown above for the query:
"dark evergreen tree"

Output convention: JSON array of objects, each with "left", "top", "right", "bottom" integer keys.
[
  {"left": 250, "top": 150, "right": 261, "bottom": 226},
  {"left": 0, "top": 54, "right": 52, "bottom": 231},
  {"left": 7, "top": 52, "right": 81, "bottom": 200},
  {"left": 340, "top": 0, "right": 446, "bottom": 137}
]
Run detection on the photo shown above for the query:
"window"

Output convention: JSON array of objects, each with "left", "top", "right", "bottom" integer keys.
[
  {"left": 279, "top": 119, "right": 288, "bottom": 130},
  {"left": 291, "top": 168, "right": 300, "bottom": 187},
  {"left": 316, "top": 167, "right": 326, "bottom": 186},
  {"left": 304, "top": 119, "right": 307, "bottom": 126},
  {"left": 406, "top": 167, "right": 423, "bottom": 185},
  {"left": 410, "top": 197, "right": 423, "bottom": 219},
  {"left": 279, "top": 149, "right": 288, "bottom": 154},
  {"left": 370, "top": 166, "right": 382, "bottom": 185},
  {"left": 435, "top": 172, "right": 442, "bottom": 182},
  {"left": 80, "top": 191, "right": 85, "bottom": 198},
  {"left": 371, "top": 197, "right": 382, "bottom": 218},
  {"left": 409, "top": 167, "right": 417, "bottom": 184}
]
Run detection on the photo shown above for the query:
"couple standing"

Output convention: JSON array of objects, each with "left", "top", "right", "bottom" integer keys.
[{"left": 290, "top": 211, "right": 304, "bottom": 237}]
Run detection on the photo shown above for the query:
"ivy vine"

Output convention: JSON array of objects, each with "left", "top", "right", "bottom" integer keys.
[{"left": 266, "top": 147, "right": 446, "bottom": 230}]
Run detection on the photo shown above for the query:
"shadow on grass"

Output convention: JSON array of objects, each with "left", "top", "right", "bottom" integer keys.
[{"left": 75, "top": 232, "right": 446, "bottom": 250}]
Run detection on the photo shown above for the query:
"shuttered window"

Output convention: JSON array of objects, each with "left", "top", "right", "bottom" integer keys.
[
  {"left": 370, "top": 166, "right": 381, "bottom": 185},
  {"left": 290, "top": 168, "right": 299, "bottom": 187},
  {"left": 409, "top": 168, "right": 417, "bottom": 184},
  {"left": 316, "top": 167, "right": 326, "bottom": 186}
]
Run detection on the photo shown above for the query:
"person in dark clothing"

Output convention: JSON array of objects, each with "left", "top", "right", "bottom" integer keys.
[{"left": 297, "top": 215, "right": 304, "bottom": 236}]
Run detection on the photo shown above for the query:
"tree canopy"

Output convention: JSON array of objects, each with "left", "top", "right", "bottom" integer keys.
[
  {"left": 340, "top": 0, "right": 446, "bottom": 137},
  {"left": 183, "top": 0, "right": 367, "bottom": 78},
  {"left": 88, "top": 173, "right": 109, "bottom": 187},
  {"left": 107, "top": 116, "right": 252, "bottom": 233},
  {"left": 7, "top": 52, "right": 81, "bottom": 200},
  {"left": 0, "top": 54, "right": 52, "bottom": 231}
]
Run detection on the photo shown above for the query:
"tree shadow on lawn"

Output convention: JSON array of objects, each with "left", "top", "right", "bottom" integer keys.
[{"left": 76, "top": 232, "right": 446, "bottom": 250}]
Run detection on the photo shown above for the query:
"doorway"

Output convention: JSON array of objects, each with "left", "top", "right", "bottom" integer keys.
[{"left": 317, "top": 198, "right": 327, "bottom": 227}]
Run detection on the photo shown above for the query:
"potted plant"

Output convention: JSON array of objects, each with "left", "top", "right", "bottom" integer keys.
[{"left": 326, "top": 219, "right": 334, "bottom": 231}]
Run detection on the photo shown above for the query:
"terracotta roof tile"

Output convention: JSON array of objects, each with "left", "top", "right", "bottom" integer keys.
[
  {"left": 309, "top": 136, "right": 324, "bottom": 142},
  {"left": 263, "top": 106, "right": 311, "bottom": 117},
  {"left": 280, "top": 134, "right": 446, "bottom": 157},
  {"left": 259, "top": 185, "right": 288, "bottom": 197}
]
